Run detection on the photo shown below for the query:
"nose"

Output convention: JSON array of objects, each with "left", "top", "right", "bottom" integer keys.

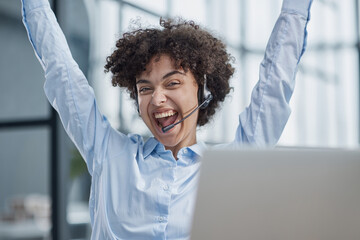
[{"left": 151, "top": 89, "right": 167, "bottom": 106}]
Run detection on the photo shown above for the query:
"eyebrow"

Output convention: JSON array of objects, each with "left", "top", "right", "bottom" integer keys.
[
  {"left": 162, "top": 70, "right": 185, "bottom": 79},
  {"left": 136, "top": 70, "right": 185, "bottom": 85},
  {"left": 136, "top": 79, "right": 150, "bottom": 85}
]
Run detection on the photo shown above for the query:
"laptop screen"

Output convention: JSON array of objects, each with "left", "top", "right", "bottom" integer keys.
[{"left": 191, "top": 148, "right": 360, "bottom": 240}]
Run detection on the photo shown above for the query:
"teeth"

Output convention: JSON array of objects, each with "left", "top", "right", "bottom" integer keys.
[{"left": 154, "top": 110, "right": 176, "bottom": 119}]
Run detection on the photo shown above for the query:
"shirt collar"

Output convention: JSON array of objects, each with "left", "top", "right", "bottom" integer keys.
[
  {"left": 187, "top": 141, "right": 207, "bottom": 158},
  {"left": 143, "top": 138, "right": 208, "bottom": 160},
  {"left": 143, "top": 137, "right": 160, "bottom": 159},
  {"left": 176, "top": 141, "right": 208, "bottom": 165}
]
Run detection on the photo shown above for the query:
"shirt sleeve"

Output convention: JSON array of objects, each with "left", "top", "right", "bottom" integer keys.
[
  {"left": 234, "top": 0, "right": 313, "bottom": 146},
  {"left": 21, "top": 0, "right": 123, "bottom": 175}
]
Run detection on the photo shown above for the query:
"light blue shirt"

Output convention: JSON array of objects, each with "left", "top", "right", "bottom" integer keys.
[{"left": 21, "top": 0, "right": 312, "bottom": 239}]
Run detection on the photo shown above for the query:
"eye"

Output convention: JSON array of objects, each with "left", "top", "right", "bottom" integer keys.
[
  {"left": 167, "top": 81, "right": 180, "bottom": 87},
  {"left": 139, "top": 87, "right": 152, "bottom": 94}
]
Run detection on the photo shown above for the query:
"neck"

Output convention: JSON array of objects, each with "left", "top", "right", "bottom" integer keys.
[{"left": 165, "top": 133, "right": 197, "bottom": 160}]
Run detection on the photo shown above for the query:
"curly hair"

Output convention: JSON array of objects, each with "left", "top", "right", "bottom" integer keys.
[{"left": 104, "top": 17, "right": 234, "bottom": 126}]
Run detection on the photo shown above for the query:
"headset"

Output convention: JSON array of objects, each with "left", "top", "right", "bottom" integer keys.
[
  {"left": 134, "top": 74, "right": 213, "bottom": 132},
  {"left": 197, "top": 74, "right": 213, "bottom": 110}
]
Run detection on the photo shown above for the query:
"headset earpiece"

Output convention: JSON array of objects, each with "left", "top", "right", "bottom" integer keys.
[{"left": 199, "top": 74, "right": 213, "bottom": 109}]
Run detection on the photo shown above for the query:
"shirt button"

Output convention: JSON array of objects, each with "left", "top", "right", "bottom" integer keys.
[
  {"left": 163, "top": 185, "right": 169, "bottom": 191},
  {"left": 158, "top": 216, "right": 164, "bottom": 222},
  {"left": 183, "top": 149, "right": 188, "bottom": 154}
]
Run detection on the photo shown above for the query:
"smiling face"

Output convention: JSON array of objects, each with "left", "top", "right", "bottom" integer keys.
[{"left": 136, "top": 54, "right": 199, "bottom": 157}]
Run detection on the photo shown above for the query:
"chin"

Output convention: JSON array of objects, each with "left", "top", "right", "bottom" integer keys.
[{"left": 156, "top": 131, "right": 182, "bottom": 147}]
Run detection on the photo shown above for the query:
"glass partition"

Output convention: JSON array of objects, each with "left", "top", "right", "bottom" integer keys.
[{"left": 0, "top": 128, "right": 51, "bottom": 239}]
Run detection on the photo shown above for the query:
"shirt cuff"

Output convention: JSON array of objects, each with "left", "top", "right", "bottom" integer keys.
[
  {"left": 281, "top": 0, "right": 313, "bottom": 18},
  {"left": 21, "top": 0, "right": 50, "bottom": 12}
]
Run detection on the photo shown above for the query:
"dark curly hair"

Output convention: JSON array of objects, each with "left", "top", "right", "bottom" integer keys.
[{"left": 104, "top": 17, "right": 234, "bottom": 126}]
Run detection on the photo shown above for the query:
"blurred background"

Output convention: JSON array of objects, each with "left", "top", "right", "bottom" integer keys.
[{"left": 0, "top": 0, "right": 359, "bottom": 239}]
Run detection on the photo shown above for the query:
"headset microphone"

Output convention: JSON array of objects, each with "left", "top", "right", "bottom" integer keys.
[
  {"left": 161, "top": 94, "right": 212, "bottom": 133},
  {"left": 162, "top": 75, "right": 212, "bottom": 133}
]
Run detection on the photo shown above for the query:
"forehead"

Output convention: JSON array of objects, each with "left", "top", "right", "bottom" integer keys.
[{"left": 138, "top": 54, "right": 177, "bottom": 78}]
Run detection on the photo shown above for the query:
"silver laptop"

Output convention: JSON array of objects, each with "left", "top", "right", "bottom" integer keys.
[{"left": 191, "top": 148, "right": 360, "bottom": 240}]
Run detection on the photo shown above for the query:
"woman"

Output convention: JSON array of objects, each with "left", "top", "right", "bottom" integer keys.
[
  {"left": 104, "top": 18, "right": 234, "bottom": 159},
  {"left": 22, "top": 0, "right": 312, "bottom": 239}
]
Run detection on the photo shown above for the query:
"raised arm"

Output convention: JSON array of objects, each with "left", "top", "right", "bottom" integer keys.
[
  {"left": 234, "top": 0, "right": 313, "bottom": 146},
  {"left": 21, "top": 0, "right": 122, "bottom": 174}
]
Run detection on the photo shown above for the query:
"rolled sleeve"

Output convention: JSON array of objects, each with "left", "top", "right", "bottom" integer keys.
[
  {"left": 234, "top": 0, "right": 313, "bottom": 147},
  {"left": 281, "top": 0, "right": 313, "bottom": 18},
  {"left": 22, "top": 0, "right": 50, "bottom": 10}
]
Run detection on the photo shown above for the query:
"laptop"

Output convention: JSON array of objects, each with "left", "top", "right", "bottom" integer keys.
[{"left": 191, "top": 148, "right": 360, "bottom": 240}]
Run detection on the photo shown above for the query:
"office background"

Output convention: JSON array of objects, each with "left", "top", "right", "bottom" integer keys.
[{"left": 0, "top": 0, "right": 359, "bottom": 239}]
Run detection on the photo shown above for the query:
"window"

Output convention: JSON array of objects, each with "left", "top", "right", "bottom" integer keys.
[{"left": 89, "top": 0, "right": 359, "bottom": 147}]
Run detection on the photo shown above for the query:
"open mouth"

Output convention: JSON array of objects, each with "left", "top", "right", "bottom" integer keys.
[{"left": 154, "top": 110, "right": 179, "bottom": 129}]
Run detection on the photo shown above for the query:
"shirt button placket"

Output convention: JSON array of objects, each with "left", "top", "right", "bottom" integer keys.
[
  {"left": 158, "top": 216, "right": 167, "bottom": 223},
  {"left": 163, "top": 184, "right": 169, "bottom": 191}
]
